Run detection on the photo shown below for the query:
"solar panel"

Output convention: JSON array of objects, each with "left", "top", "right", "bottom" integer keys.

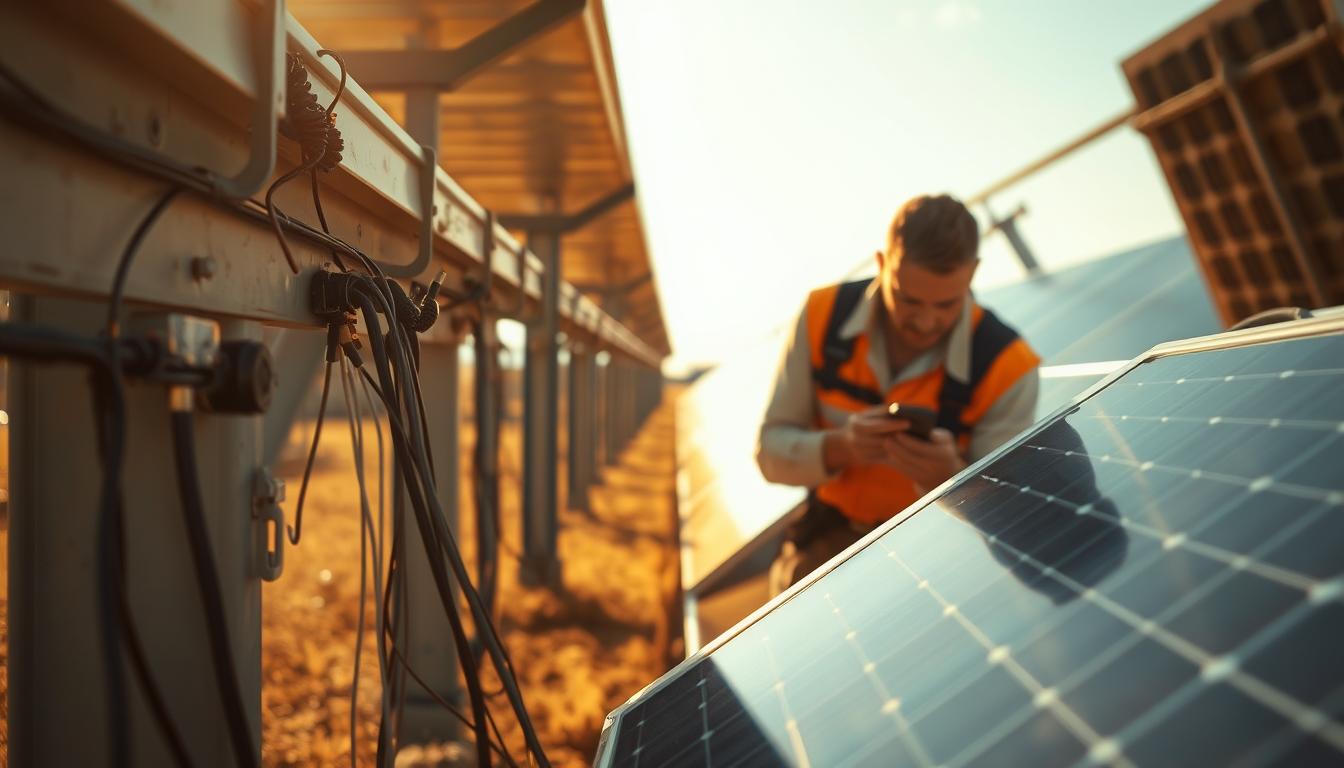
[{"left": 596, "top": 319, "right": 1344, "bottom": 768}]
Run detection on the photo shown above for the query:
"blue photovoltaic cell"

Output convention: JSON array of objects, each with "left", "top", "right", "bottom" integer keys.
[{"left": 602, "top": 331, "right": 1344, "bottom": 768}]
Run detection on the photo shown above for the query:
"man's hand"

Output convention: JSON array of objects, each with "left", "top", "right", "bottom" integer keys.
[
  {"left": 822, "top": 406, "right": 909, "bottom": 472},
  {"left": 886, "top": 427, "right": 966, "bottom": 493}
]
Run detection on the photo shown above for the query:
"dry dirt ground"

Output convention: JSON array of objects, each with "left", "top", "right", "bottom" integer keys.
[
  {"left": 262, "top": 384, "right": 682, "bottom": 767},
  {"left": 0, "top": 383, "right": 680, "bottom": 768}
]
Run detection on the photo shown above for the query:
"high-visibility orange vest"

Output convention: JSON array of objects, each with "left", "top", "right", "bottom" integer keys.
[{"left": 805, "top": 279, "right": 1040, "bottom": 525}]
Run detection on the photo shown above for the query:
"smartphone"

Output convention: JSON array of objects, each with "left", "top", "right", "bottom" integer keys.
[{"left": 886, "top": 403, "right": 937, "bottom": 440}]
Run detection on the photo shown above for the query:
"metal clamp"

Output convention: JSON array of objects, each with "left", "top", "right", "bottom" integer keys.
[
  {"left": 376, "top": 143, "right": 437, "bottom": 278},
  {"left": 253, "top": 467, "right": 286, "bottom": 581},
  {"left": 210, "top": 0, "right": 286, "bottom": 199}
]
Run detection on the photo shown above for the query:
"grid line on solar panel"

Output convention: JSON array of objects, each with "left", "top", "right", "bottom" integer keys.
[
  {"left": 879, "top": 544, "right": 1131, "bottom": 768},
  {"left": 1110, "top": 414, "right": 1344, "bottom": 432},
  {"left": 819, "top": 593, "right": 936, "bottom": 768},
  {"left": 980, "top": 473, "right": 1321, "bottom": 592},
  {"left": 1027, "top": 444, "right": 1344, "bottom": 509},
  {"left": 762, "top": 635, "right": 812, "bottom": 767},
  {"left": 941, "top": 511, "right": 1344, "bottom": 758},
  {"left": 958, "top": 504, "right": 1337, "bottom": 761}
]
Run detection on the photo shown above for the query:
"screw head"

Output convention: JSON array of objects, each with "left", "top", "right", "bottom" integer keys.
[{"left": 191, "top": 256, "right": 218, "bottom": 281}]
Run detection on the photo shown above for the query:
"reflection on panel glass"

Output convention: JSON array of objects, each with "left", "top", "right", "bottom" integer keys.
[{"left": 604, "top": 333, "right": 1344, "bottom": 768}]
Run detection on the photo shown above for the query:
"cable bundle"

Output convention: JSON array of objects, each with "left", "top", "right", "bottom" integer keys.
[{"left": 0, "top": 46, "right": 550, "bottom": 768}]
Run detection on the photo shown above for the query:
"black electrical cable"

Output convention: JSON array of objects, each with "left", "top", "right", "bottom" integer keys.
[
  {"left": 354, "top": 365, "right": 396, "bottom": 767},
  {"left": 351, "top": 299, "right": 493, "bottom": 768},
  {"left": 289, "top": 359, "right": 334, "bottom": 545},
  {"left": 104, "top": 185, "right": 196, "bottom": 766},
  {"left": 354, "top": 284, "right": 535, "bottom": 750},
  {"left": 353, "top": 288, "right": 549, "bottom": 768},
  {"left": 370, "top": 279, "right": 532, "bottom": 758},
  {"left": 361, "top": 369, "right": 517, "bottom": 768},
  {"left": 377, "top": 527, "right": 402, "bottom": 767},
  {"left": 168, "top": 411, "right": 260, "bottom": 768},
  {"left": 341, "top": 358, "right": 373, "bottom": 768},
  {"left": 0, "top": 326, "right": 128, "bottom": 765},
  {"left": 381, "top": 604, "right": 519, "bottom": 767}
]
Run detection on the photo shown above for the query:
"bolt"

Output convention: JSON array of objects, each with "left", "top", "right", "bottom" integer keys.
[
  {"left": 148, "top": 114, "right": 163, "bottom": 147},
  {"left": 191, "top": 256, "right": 218, "bottom": 281}
]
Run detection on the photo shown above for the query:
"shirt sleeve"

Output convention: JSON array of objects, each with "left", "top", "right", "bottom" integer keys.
[
  {"left": 755, "top": 303, "right": 833, "bottom": 488},
  {"left": 967, "top": 367, "right": 1040, "bottom": 463}
]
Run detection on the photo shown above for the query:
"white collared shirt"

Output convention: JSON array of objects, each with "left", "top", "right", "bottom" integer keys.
[{"left": 756, "top": 281, "right": 1039, "bottom": 488}]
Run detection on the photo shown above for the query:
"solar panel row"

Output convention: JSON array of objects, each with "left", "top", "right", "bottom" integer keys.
[{"left": 600, "top": 323, "right": 1344, "bottom": 768}]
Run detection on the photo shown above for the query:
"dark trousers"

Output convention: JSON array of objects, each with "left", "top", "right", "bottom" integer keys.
[{"left": 768, "top": 498, "right": 871, "bottom": 595}]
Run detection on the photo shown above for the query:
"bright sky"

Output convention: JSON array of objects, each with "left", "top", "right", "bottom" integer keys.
[{"left": 603, "top": 0, "right": 1211, "bottom": 373}]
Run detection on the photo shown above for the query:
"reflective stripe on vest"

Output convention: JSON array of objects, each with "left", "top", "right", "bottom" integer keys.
[{"left": 804, "top": 280, "right": 1040, "bottom": 524}]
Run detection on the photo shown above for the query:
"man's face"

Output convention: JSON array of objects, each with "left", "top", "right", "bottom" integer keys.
[{"left": 876, "top": 249, "right": 977, "bottom": 353}]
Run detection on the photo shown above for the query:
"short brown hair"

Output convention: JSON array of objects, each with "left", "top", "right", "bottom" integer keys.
[{"left": 887, "top": 194, "right": 979, "bottom": 273}]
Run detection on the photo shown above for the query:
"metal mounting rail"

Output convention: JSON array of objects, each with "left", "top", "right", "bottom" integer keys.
[{"left": 0, "top": 0, "right": 660, "bottom": 367}]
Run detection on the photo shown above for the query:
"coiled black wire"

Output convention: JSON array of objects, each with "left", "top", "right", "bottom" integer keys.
[
  {"left": 281, "top": 52, "right": 343, "bottom": 173},
  {"left": 268, "top": 51, "right": 347, "bottom": 272}
]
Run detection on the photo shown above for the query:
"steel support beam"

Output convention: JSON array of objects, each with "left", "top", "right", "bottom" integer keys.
[
  {"left": 397, "top": 336, "right": 463, "bottom": 744},
  {"left": 521, "top": 230, "right": 562, "bottom": 587},
  {"left": 473, "top": 316, "right": 502, "bottom": 609},
  {"left": 585, "top": 351, "right": 602, "bottom": 488},
  {"left": 340, "top": 0, "right": 586, "bottom": 91},
  {"left": 498, "top": 182, "right": 635, "bottom": 235},
  {"left": 594, "top": 355, "right": 609, "bottom": 470},
  {"left": 604, "top": 359, "right": 620, "bottom": 467},
  {"left": 0, "top": 5, "right": 660, "bottom": 368},
  {"left": 623, "top": 364, "right": 636, "bottom": 447},
  {"left": 9, "top": 296, "right": 263, "bottom": 767},
  {"left": 566, "top": 344, "right": 594, "bottom": 513},
  {"left": 569, "top": 271, "right": 651, "bottom": 298}
]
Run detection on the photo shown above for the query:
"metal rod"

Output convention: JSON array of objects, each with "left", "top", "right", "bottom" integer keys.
[
  {"left": 965, "top": 109, "right": 1134, "bottom": 207},
  {"left": 566, "top": 345, "right": 592, "bottom": 513},
  {"left": 1131, "top": 24, "right": 1337, "bottom": 133},
  {"left": 521, "top": 230, "right": 562, "bottom": 586}
]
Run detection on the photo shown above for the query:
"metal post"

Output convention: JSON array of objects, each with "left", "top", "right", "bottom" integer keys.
[
  {"left": 594, "top": 355, "right": 608, "bottom": 470},
  {"left": 521, "top": 229, "right": 561, "bottom": 586},
  {"left": 261, "top": 328, "right": 326, "bottom": 465},
  {"left": 634, "top": 367, "right": 646, "bottom": 430},
  {"left": 625, "top": 365, "right": 637, "bottom": 446},
  {"left": 396, "top": 336, "right": 462, "bottom": 744},
  {"left": 584, "top": 352, "right": 595, "bottom": 500},
  {"left": 620, "top": 364, "right": 634, "bottom": 451},
  {"left": 984, "top": 201, "right": 1041, "bottom": 276},
  {"left": 9, "top": 296, "right": 262, "bottom": 767},
  {"left": 617, "top": 362, "right": 630, "bottom": 460},
  {"left": 604, "top": 359, "right": 620, "bottom": 467},
  {"left": 473, "top": 316, "right": 501, "bottom": 611},
  {"left": 566, "top": 344, "right": 592, "bottom": 513}
]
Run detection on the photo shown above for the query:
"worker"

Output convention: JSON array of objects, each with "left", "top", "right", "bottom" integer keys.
[{"left": 757, "top": 194, "right": 1041, "bottom": 592}]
